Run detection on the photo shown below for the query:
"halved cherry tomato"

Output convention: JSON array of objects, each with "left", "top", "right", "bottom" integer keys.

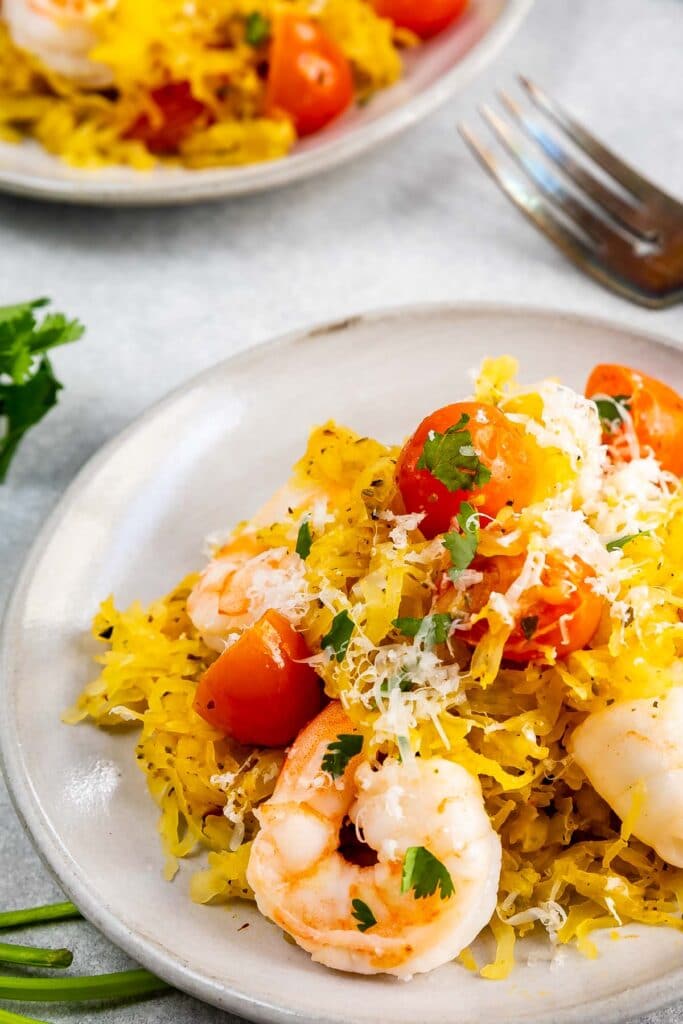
[
  {"left": 126, "top": 82, "right": 209, "bottom": 155},
  {"left": 443, "top": 551, "right": 604, "bottom": 663},
  {"left": 194, "top": 610, "right": 323, "bottom": 746},
  {"left": 373, "top": 0, "right": 468, "bottom": 38},
  {"left": 586, "top": 364, "right": 683, "bottom": 476},
  {"left": 396, "top": 401, "right": 539, "bottom": 538},
  {"left": 266, "top": 13, "right": 354, "bottom": 137}
]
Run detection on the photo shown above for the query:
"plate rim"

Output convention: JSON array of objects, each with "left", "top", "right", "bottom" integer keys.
[
  {"left": 2, "top": 301, "right": 683, "bottom": 1024},
  {"left": 0, "top": 0, "right": 533, "bottom": 206}
]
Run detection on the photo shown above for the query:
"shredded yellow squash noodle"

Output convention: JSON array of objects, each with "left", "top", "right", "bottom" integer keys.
[{"left": 68, "top": 359, "right": 683, "bottom": 977}]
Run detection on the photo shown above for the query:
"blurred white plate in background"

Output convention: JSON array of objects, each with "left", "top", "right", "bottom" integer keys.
[{"left": 0, "top": 0, "right": 532, "bottom": 205}]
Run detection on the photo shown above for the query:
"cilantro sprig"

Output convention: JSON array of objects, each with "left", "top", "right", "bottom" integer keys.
[
  {"left": 393, "top": 613, "right": 452, "bottom": 646},
  {"left": 443, "top": 501, "right": 480, "bottom": 582},
  {"left": 379, "top": 671, "right": 414, "bottom": 696},
  {"left": 321, "top": 610, "right": 355, "bottom": 662},
  {"left": 0, "top": 298, "right": 84, "bottom": 482},
  {"left": 351, "top": 899, "right": 377, "bottom": 933},
  {"left": 401, "top": 846, "right": 454, "bottom": 901},
  {"left": 416, "top": 414, "right": 491, "bottom": 493},
  {"left": 321, "top": 733, "right": 363, "bottom": 778},
  {"left": 593, "top": 394, "right": 631, "bottom": 433},
  {"left": 295, "top": 519, "right": 313, "bottom": 559},
  {"left": 244, "top": 11, "right": 271, "bottom": 46}
]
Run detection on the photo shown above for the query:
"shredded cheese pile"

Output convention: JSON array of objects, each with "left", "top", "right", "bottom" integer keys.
[{"left": 69, "top": 357, "right": 683, "bottom": 977}]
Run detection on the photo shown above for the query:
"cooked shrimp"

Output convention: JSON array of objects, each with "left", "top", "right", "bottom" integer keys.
[
  {"left": 247, "top": 702, "right": 502, "bottom": 978},
  {"left": 187, "top": 480, "right": 326, "bottom": 651},
  {"left": 3, "top": 0, "right": 113, "bottom": 87},
  {"left": 187, "top": 539, "right": 309, "bottom": 653},
  {"left": 250, "top": 478, "right": 328, "bottom": 531},
  {"left": 570, "top": 687, "right": 683, "bottom": 868}
]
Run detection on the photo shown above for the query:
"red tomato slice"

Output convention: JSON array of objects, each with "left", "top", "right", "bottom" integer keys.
[
  {"left": 443, "top": 551, "right": 604, "bottom": 663},
  {"left": 194, "top": 610, "right": 323, "bottom": 747},
  {"left": 266, "top": 13, "right": 354, "bottom": 137},
  {"left": 586, "top": 364, "right": 683, "bottom": 476},
  {"left": 396, "top": 401, "right": 539, "bottom": 538},
  {"left": 126, "top": 81, "right": 208, "bottom": 155},
  {"left": 373, "top": 0, "right": 468, "bottom": 38}
]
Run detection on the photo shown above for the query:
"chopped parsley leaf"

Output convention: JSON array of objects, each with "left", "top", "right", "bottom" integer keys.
[
  {"left": 379, "top": 671, "right": 414, "bottom": 696},
  {"left": 351, "top": 899, "right": 377, "bottom": 933},
  {"left": 416, "top": 414, "right": 491, "bottom": 493},
  {"left": 295, "top": 519, "right": 313, "bottom": 560},
  {"left": 521, "top": 615, "right": 539, "bottom": 640},
  {"left": 321, "top": 610, "right": 355, "bottom": 662},
  {"left": 443, "top": 501, "right": 480, "bottom": 582},
  {"left": 401, "top": 846, "right": 454, "bottom": 901},
  {"left": 0, "top": 298, "right": 84, "bottom": 482},
  {"left": 322, "top": 733, "right": 363, "bottom": 778},
  {"left": 606, "top": 531, "right": 650, "bottom": 552},
  {"left": 393, "top": 613, "right": 452, "bottom": 646},
  {"left": 244, "top": 11, "right": 271, "bottom": 46},
  {"left": 594, "top": 394, "right": 631, "bottom": 432}
]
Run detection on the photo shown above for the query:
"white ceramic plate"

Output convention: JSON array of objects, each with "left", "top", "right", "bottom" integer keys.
[
  {"left": 0, "top": 0, "right": 531, "bottom": 206},
  {"left": 2, "top": 305, "right": 683, "bottom": 1024}
]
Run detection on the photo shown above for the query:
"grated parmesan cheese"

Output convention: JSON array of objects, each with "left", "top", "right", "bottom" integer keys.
[
  {"left": 512, "top": 382, "right": 607, "bottom": 504},
  {"left": 584, "top": 454, "right": 678, "bottom": 538},
  {"left": 243, "top": 548, "right": 312, "bottom": 626},
  {"left": 500, "top": 900, "right": 568, "bottom": 944},
  {"left": 379, "top": 510, "right": 426, "bottom": 549}
]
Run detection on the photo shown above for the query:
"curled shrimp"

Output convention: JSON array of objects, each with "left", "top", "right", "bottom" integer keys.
[
  {"left": 187, "top": 538, "right": 308, "bottom": 653},
  {"left": 3, "top": 0, "right": 113, "bottom": 86},
  {"left": 187, "top": 480, "right": 324, "bottom": 652},
  {"left": 570, "top": 687, "right": 683, "bottom": 867},
  {"left": 247, "top": 702, "right": 502, "bottom": 978}
]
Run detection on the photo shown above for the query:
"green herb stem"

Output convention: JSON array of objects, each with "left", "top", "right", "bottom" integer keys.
[
  {"left": 0, "top": 969, "right": 168, "bottom": 1003},
  {"left": 0, "top": 942, "right": 72, "bottom": 970},
  {"left": 0, "top": 1008, "right": 51, "bottom": 1024},
  {"left": 0, "top": 903, "right": 80, "bottom": 931}
]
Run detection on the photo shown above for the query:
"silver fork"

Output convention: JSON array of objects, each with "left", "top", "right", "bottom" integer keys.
[{"left": 459, "top": 77, "right": 683, "bottom": 309}]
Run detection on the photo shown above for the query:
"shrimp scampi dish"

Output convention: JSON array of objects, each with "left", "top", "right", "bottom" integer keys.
[
  {"left": 0, "top": 0, "right": 468, "bottom": 170},
  {"left": 68, "top": 355, "right": 683, "bottom": 980}
]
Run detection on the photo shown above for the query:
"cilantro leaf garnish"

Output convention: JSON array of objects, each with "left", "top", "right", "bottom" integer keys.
[
  {"left": 594, "top": 394, "right": 631, "bottom": 432},
  {"left": 606, "top": 531, "right": 650, "bottom": 552},
  {"left": 379, "top": 672, "right": 414, "bottom": 696},
  {"left": 401, "top": 846, "right": 454, "bottom": 901},
  {"left": 393, "top": 613, "right": 452, "bottom": 646},
  {"left": 443, "top": 501, "right": 480, "bottom": 582},
  {"left": 351, "top": 899, "right": 377, "bottom": 933},
  {"left": 416, "top": 414, "right": 491, "bottom": 493},
  {"left": 521, "top": 615, "right": 539, "bottom": 641},
  {"left": 322, "top": 733, "right": 363, "bottom": 778},
  {"left": 0, "top": 298, "right": 84, "bottom": 482},
  {"left": 295, "top": 519, "right": 313, "bottom": 560},
  {"left": 322, "top": 610, "right": 355, "bottom": 662},
  {"left": 244, "top": 11, "right": 271, "bottom": 46}
]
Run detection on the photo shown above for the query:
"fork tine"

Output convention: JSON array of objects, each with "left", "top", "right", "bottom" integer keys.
[
  {"left": 459, "top": 122, "right": 597, "bottom": 259},
  {"left": 479, "top": 104, "right": 635, "bottom": 252},
  {"left": 458, "top": 122, "right": 665, "bottom": 309},
  {"left": 520, "top": 77, "right": 676, "bottom": 207},
  {"left": 498, "top": 90, "right": 658, "bottom": 243}
]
